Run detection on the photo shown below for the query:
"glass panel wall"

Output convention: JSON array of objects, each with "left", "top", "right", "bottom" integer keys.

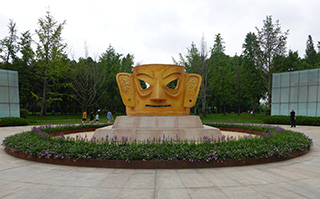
[
  {"left": 271, "top": 68, "right": 320, "bottom": 116},
  {"left": 0, "top": 69, "right": 20, "bottom": 117}
]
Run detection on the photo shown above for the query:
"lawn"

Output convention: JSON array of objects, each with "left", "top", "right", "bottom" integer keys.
[
  {"left": 27, "top": 112, "right": 122, "bottom": 125},
  {"left": 199, "top": 112, "right": 267, "bottom": 124},
  {"left": 27, "top": 112, "right": 267, "bottom": 125}
]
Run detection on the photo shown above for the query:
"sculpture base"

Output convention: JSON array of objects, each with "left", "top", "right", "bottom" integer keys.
[{"left": 94, "top": 116, "right": 222, "bottom": 141}]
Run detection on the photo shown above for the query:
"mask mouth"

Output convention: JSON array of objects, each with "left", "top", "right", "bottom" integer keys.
[{"left": 146, "top": 105, "right": 171, "bottom": 108}]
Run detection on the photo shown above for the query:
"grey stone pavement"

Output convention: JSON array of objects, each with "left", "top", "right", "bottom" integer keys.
[{"left": 0, "top": 125, "right": 319, "bottom": 199}]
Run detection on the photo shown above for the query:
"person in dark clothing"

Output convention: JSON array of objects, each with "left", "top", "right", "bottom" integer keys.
[
  {"left": 90, "top": 111, "right": 94, "bottom": 124},
  {"left": 290, "top": 109, "right": 296, "bottom": 127}
]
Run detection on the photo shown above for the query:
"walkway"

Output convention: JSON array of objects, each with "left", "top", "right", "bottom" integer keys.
[{"left": 0, "top": 125, "right": 319, "bottom": 199}]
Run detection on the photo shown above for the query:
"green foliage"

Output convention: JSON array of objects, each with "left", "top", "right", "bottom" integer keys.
[
  {"left": 35, "top": 10, "right": 68, "bottom": 116},
  {"left": 2, "top": 123, "right": 312, "bottom": 162},
  {"left": 32, "top": 123, "right": 108, "bottom": 134},
  {"left": 264, "top": 108, "right": 271, "bottom": 116},
  {"left": 209, "top": 34, "right": 234, "bottom": 115},
  {"left": 173, "top": 38, "right": 209, "bottom": 115},
  {"left": 242, "top": 32, "right": 266, "bottom": 113},
  {"left": 20, "top": 108, "right": 29, "bottom": 119},
  {"left": 71, "top": 57, "right": 106, "bottom": 111},
  {"left": 209, "top": 122, "right": 278, "bottom": 132},
  {"left": 98, "top": 45, "right": 134, "bottom": 113},
  {"left": 200, "top": 113, "right": 267, "bottom": 124},
  {"left": 0, "top": 19, "right": 19, "bottom": 64},
  {"left": 2, "top": 13, "right": 320, "bottom": 117},
  {"left": 263, "top": 115, "right": 320, "bottom": 126},
  {"left": 0, "top": 117, "right": 29, "bottom": 126},
  {"left": 305, "top": 35, "right": 317, "bottom": 66},
  {"left": 27, "top": 112, "right": 117, "bottom": 125},
  {"left": 256, "top": 16, "right": 289, "bottom": 107},
  {"left": 16, "top": 30, "right": 36, "bottom": 110}
]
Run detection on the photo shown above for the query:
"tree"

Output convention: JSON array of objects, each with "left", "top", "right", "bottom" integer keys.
[
  {"left": 72, "top": 57, "right": 106, "bottom": 112},
  {"left": 286, "top": 50, "right": 301, "bottom": 70},
  {"left": 98, "top": 45, "right": 135, "bottom": 113},
  {"left": 255, "top": 15, "right": 289, "bottom": 107},
  {"left": 173, "top": 38, "right": 208, "bottom": 116},
  {"left": 233, "top": 55, "right": 243, "bottom": 115},
  {"left": 198, "top": 36, "right": 209, "bottom": 116},
  {"left": 209, "top": 34, "right": 233, "bottom": 116},
  {"left": 173, "top": 42, "right": 201, "bottom": 74},
  {"left": 0, "top": 19, "right": 19, "bottom": 66},
  {"left": 120, "top": 54, "right": 134, "bottom": 73},
  {"left": 305, "top": 35, "right": 317, "bottom": 67},
  {"left": 35, "top": 10, "right": 67, "bottom": 116},
  {"left": 211, "top": 33, "right": 225, "bottom": 54},
  {"left": 242, "top": 32, "right": 265, "bottom": 114},
  {"left": 19, "top": 30, "right": 34, "bottom": 65},
  {"left": 17, "top": 30, "right": 36, "bottom": 109}
]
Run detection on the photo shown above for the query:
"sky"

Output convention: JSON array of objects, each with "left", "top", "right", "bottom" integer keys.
[{"left": 0, "top": 0, "right": 320, "bottom": 65}]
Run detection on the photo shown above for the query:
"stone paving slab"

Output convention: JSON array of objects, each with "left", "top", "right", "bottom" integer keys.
[{"left": 0, "top": 125, "right": 319, "bottom": 198}]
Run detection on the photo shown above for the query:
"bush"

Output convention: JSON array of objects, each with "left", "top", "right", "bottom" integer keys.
[
  {"left": 20, "top": 109, "right": 29, "bottom": 119},
  {"left": 264, "top": 108, "right": 271, "bottom": 116},
  {"left": 263, "top": 115, "right": 320, "bottom": 126},
  {"left": 208, "top": 122, "right": 281, "bottom": 133},
  {"left": 2, "top": 123, "right": 313, "bottom": 162},
  {"left": 31, "top": 123, "right": 108, "bottom": 134},
  {"left": 0, "top": 117, "right": 30, "bottom": 127}
]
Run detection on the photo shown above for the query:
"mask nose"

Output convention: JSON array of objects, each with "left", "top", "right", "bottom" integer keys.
[{"left": 150, "top": 81, "right": 166, "bottom": 102}]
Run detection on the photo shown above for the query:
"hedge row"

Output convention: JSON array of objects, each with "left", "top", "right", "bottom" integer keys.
[
  {"left": 20, "top": 109, "right": 29, "bottom": 119},
  {"left": 2, "top": 123, "right": 312, "bottom": 163},
  {"left": 263, "top": 115, "right": 320, "bottom": 126},
  {"left": 0, "top": 117, "right": 30, "bottom": 127}
]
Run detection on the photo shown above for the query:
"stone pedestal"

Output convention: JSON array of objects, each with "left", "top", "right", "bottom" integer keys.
[{"left": 94, "top": 116, "right": 222, "bottom": 141}]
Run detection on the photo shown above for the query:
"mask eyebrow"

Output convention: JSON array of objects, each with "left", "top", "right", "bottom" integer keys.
[
  {"left": 163, "top": 67, "right": 182, "bottom": 79},
  {"left": 135, "top": 68, "right": 154, "bottom": 78}
]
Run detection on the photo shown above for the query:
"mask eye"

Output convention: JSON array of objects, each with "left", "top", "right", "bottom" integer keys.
[
  {"left": 139, "top": 79, "right": 150, "bottom": 90},
  {"left": 166, "top": 79, "right": 178, "bottom": 89}
]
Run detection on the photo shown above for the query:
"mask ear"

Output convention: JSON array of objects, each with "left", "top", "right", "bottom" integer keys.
[
  {"left": 116, "top": 73, "right": 134, "bottom": 107},
  {"left": 184, "top": 74, "right": 202, "bottom": 107}
]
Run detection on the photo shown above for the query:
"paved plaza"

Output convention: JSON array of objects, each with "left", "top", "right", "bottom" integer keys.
[{"left": 0, "top": 125, "right": 319, "bottom": 199}]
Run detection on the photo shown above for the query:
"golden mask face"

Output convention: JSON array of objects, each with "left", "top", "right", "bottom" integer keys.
[{"left": 116, "top": 64, "right": 201, "bottom": 116}]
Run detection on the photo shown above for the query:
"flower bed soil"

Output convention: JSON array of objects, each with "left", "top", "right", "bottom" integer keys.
[{"left": 4, "top": 127, "right": 309, "bottom": 169}]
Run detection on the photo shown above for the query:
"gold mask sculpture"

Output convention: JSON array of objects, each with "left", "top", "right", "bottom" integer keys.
[{"left": 116, "top": 64, "right": 202, "bottom": 116}]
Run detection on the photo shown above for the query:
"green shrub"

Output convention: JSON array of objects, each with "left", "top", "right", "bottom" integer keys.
[
  {"left": 263, "top": 115, "right": 320, "bottom": 126},
  {"left": 2, "top": 123, "right": 313, "bottom": 162},
  {"left": 207, "top": 122, "right": 280, "bottom": 133},
  {"left": 0, "top": 117, "right": 30, "bottom": 127},
  {"left": 31, "top": 123, "right": 108, "bottom": 134},
  {"left": 264, "top": 108, "right": 271, "bottom": 116},
  {"left": 20, "top": 109, "right": 29, "bottom": 119}
]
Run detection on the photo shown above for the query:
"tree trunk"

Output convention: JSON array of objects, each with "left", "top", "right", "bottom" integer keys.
[
  {"left": 201, "top": 73, "right": 207, "bottom": 117},
  {"left": 252, "top": 99, "right": 256, "bottom": 116},
  {"left": 202, "top": 91, "right": 206, "bottom": 117},
  {"left": 268, "top": 91, "right": 272, "bottom": 108},
  {"left": 40, "top": 78, "right": 47, "bottom": 117},
  {"left": 238, "top": 87, "right": 241, "bottom": 116}
]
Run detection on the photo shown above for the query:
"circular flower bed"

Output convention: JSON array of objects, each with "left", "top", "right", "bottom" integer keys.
[{"left": 2, "top": 123, "right": 313, "bottom": 169}]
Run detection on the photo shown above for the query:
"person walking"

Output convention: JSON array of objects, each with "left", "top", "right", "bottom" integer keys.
[
  {"left": 95, "top": 113, "right": 99, "bottom": 124},
  {"left": 290, "top": 109, "right": 296, "bottom": 127},
  {"left": 82, "top": 111, "right": 87, "bottom": 124},
  {"left": 107, "top": 110, "right": 113, "bottom": 124},
  {"left": 90, "top": 111, "right": 94, "bottom": 124}
]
